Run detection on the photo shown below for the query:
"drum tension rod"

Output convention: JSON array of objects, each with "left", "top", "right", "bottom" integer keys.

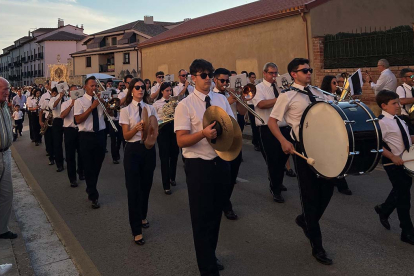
[
  {"left": 344, "top": 120, "right": 356, "bottom": 124},
  {"left": 371, "top": 149, "right": 384, "bottom": 153},
  {"left": 349, "top": 151, "right": 360, "bottom": 155},
  {"left": 366, "top": 118, "right": 379, "bottom": 122}
]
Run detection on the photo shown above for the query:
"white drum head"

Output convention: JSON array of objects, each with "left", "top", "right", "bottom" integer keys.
[
  {"left": 402, "top": 145, "right": 414, "bottom": 173},
  {"left": 301, "top": 102, "right": 350, "bottom": 178}
]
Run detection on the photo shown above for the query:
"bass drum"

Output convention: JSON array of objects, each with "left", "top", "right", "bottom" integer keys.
[{"left": 299, "top": 100, "right": 382, "bottom": 178}]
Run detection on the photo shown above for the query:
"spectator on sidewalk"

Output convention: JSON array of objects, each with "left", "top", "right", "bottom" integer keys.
[
  {"left": 0, "top": 77, "right": 18, "bottom": 240},
  {"left": 12, "top": 105, "right": 23, "bottom": 141},
  {"left": 364, "top": 59, "right": 397, "bottom": 95}
]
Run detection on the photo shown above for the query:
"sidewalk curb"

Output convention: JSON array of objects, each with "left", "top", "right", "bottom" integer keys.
[{"left": 11, "top": 146, "right": 101, "bottom": 276}]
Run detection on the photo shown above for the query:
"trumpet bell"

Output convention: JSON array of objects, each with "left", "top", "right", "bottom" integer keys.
[
  {"left": 108, "top": 98, "right": 121, "bottom": 110},
  {"left": 242, "top": 83, "right": 257, "bottom": 101}
]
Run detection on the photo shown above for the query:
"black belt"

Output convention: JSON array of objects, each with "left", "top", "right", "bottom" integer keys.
[{"left": 0, "top": 147, "right": 9, "bottom": 152}]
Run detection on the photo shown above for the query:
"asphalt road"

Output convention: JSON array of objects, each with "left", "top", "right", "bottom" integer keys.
[{"left": 13, "top": 122, "right": 414, "bottom": 276}]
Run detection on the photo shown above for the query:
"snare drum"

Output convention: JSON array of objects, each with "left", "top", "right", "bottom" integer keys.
[
  {"left": 402, "top": 145, "right": 414, "bottom": 176},
  {"left": 299, "top": 100, "right": 382, "bottom": 178}
]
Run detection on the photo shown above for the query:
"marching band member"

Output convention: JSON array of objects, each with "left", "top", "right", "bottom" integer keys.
[
  {"left": 253, "top": 62, "right": 290, "bottom": 203},
  {"left": 268, "top": 58, "right": 334, "bottom": 265},
  {"left": 173, "top": 69, "right": 194, "bottom": 97},
  {"left": 49, "top": 86, "right": 68, "bottom": 172},
  {"left": 60, "top": 85, "right": 84, "bottom": 187},
  {"left": 175, "top": 59, "right": 234, "bottom": 275},
  {"left": 27, "top": 88, "right": 42, "bottom": 146},
  {"left": 375, "top": 90, "right": 414, "bottom": 245},
  {"left": 396, "top": 68, "right": 414, "bottom": 120},
  {"left": 153, "top": 82, "right": 179, "bottom": 195},
  {"left": 213, "top": 67, "right": 246, "bottom": 220},
  {"left": 74, "top": 76, "right": 106, "bottom": 209},
  {"left": 26, "top": 88, "right": 35, "bottom": 142},
  {"left": 39, "top": 81, "right": 54, "bottom": 165},
  {"left": 119, "top": 78, "right": 157, "bottom": 245},
  {"left": 150, "top": 71, "right": 164, "bottom": 101},
  {"left": 119, "top": 75, "right": 133, "bottom": 106},
  {"left": 247, "top": 72, "right": 261, "bottom": 151}
]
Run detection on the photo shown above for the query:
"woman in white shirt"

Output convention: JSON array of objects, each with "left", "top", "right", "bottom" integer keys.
[
  {"left": 27, "top": 88, "right": 42, "bottom": 146},
  {"left": 153, "top": 83, "right": 179, "bottom": 195},
  {"left": 119, "top": 78, "right": 157, "bottom": 246}
]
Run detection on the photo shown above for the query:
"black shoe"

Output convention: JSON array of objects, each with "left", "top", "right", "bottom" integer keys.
[
  {"left": 170, "top": 180, "right": 176, "bottom": 186},
  {"left": 338, "top": 188, "right": 352, "bottom": 195},
  {"left": 216, "top": 259, "right": 224, "bottom": 271},
  {"left": 48, "top": 160, "right": 55, "bottom": 166},
  {"left": 295, "top": 215, "right": 309, "bottom": 239},
  {"left": 286, "top": 169, "right": 297, "bottom": 177},
  {"left": 254, "top": 145, "right": 261, "bottom": 152},
  {"left": 164, "top": 189, "right": 172, "bottom": 195},
  {"left": 0, "top": 231, "right": 18, "bottom": 239},
  {"left": 401, "top": 231, "right": 414, "bottom": 245},
  {"left": 142, "top": 220, "right": 150, "bottom": 229},
  {"left": 273, "top": 194, "right": 285, "bottom": 203},
  {"left": 113, "top": 160, "right": 119, "bottom": 164},
  {"left": 224, "top": 210, "right": 238, "bottom": 220},
  {"left": 312, "top": 248, "right": 333, "bottom": 265},
  {"left": 35, "top": 142, "right": 40, "bottom": 146},
  {"left": 134, "top": 236, "right": 145, "bottom": 246},
  {"left": 56, "top": 167, "right": 64, "bottom": 172},
  {"left": 91, "top": 199, "right": 100, "bottom": 209},
  {"left": 79, "top": 174, "right": 85, "bottom": 180},
  {"left": 70, "top": 181, "right": 78, "bottom": 188},
  {"left": 374, "top": 205, "right": 390, "bottom": 230},
  {"left": 280, "top": 184, "right": 287, "bottom": 191}
]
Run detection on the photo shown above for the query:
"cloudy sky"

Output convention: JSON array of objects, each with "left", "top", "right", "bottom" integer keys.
[{"left": 0, "top": 0, "right": 256, "bottom": 50}]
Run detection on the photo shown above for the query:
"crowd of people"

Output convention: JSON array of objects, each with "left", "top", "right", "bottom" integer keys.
[{"left": 0, "top": 56, "right": 413, "bottom": 276}]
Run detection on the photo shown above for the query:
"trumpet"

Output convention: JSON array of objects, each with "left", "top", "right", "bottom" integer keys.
[
  {"left": 95, "top": 79, "right": 118, "bottom": 132},
  {"left": 224, "top": 85, "right": 265, "bottom": 124}
]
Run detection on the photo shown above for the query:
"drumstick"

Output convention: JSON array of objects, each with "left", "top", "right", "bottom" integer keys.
[
  {"left": 383, "top": 159, "right": 414, "bottom": 166},
  {"left": 293, "top": 150, "right": 316, "bottom": 166}
]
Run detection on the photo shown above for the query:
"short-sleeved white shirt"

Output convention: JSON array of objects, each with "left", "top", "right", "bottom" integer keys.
[
  {"left": 150, "top": 83, "right": 161, "bottom": 95},
  {"left": 174, "top": 89, "right": 235, "bottom": 160},
  {"left": 13, "top": 111, "right": 23, "bottom": 120},
  {"left": 119, "top": 100, "right": 157, "bottom": 142},
  {"left": 396, "top": 83, "right": 413, "bottom": 116},
  {"left": 153, "top": 97, "right": 169, "bottom": 121},
  {"left": 252, "top": 79, "right": 278, "bottom": 126},
  {"left": 173, "top": 83, "right": 194, "bottom": 97},
  {"left": 60, "top": 100, "right": 77, "bottom": 128},
  {"left": 39, "top": 90, "right": 51, "bottom": 117},
  {"left": 73, "top": 93, "right": 106, "bottom": 132},
  {"left": 379, "top": 110, "right": 412, "bottom": 156},
  {"left": 49, "top": 95, "right": 70, "bottom": 119},
  {"left": 213, "top": 87, "right": 237, "bottom": 118}
]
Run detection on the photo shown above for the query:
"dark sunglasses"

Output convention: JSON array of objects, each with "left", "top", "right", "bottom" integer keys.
[
  {"left": 217, "top": 79, "right": 230, "bottom": 84},
  {"left": 293, "top": 68, "right": 313, "bottom": 74},
  {"left": 134, "top": 85, "right": 146, "bottom": 91},
  {"left": 196, "top": 72, "right": 213, "bottom": 79},
  {"left": 180, "top": 74, "right": 189, "bottom": 77},
  {"left": 157, "top": 75, "right": 165, "bottom": 79},
  {"left": 332, "top": 81, "right": 337, "bottom": 85}
]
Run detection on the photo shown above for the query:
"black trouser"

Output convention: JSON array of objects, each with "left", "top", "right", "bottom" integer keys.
[
  {"left": 52, "top": 118, "right": 64, "bottom": 168},
  {"left": 294, "top": 143, "right": 334, "bottom": 251},
  {"left": 248, "top": 104, "right": 260, "bottom": 147},
  {"left": 44, "top": 125, "right": 54, "bottom": 162},
  {"left": 14, "top": 119, "right": 22, "bottom": 135},
  {"left": 333, "top": 178, "right": 350, "bottom": 191},
  {"left": 20, "top": 109, "right": 25, "bottom": 122},
  {"left": 123, "top": 142, "right": 156, "bottom": 236},
  {"left": 79, "top": 130, "right": 106, "bottom": 201},
  {"left": 381, "top": 162, "right": 413, "bottom": 232},
  {"left": 63, "top": 127, "right": 84, "bottom": 183},
  {"left": 31, "top": 113, "right": 41, "bottom": 143},
  {"left": 157, "top": 122, "right": 179, "bottom": 190},
  {"left": 237, "top": 113, "right": 245, "bottom": 132},
  {"left": 259, "top": 125, "right": 291, "bottom": 196},
  {"left": 185, "top": 157, "right": 230, "bottom": 276},
  {"left": 27, "top": 111, "right": 34, "bottom": 141},
  {"left": 110, "top": 120, "right": 123, "bottom": 161},
  {"left": 223, "top": 151, "right": 242, "bottom": 213}
]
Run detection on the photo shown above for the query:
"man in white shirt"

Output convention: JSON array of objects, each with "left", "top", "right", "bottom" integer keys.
[
  {"left": 268, "top": 58, "right": 334, "bottom": 265},
  {"left": 175, "top": 59, "right": 234, "bottom": 275},
  {"left": 396, "top": 68, "right": 414, "bottom": 119},
  {"left": 74, "top": 76, "right": 106, "bottom": 209},
  {"left": 252, "top": 62, "right": 290, "bottom": 203},
  {"left": 247, "top": 72, "right": 261, "bottom": 151},
  {"left": 365, "top": 59, "right": 397, "bottom": 95},
  {"left": 39, "top": 81, "right": 54, "bottom": 165},
  {"left": 150, "top": 71, "right": 164, "bottom": 101},
  {"left": 60, "top": 85, "right": 84, "bottom": 187},
  {"left": 12, "top": 89, "right": 26, "bottom": 122},
  {"left": 173, "top": 69, "right": 194, "bottom": 97}
]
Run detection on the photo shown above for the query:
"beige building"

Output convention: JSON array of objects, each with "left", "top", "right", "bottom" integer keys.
[
  {"left": 71, "top": 16, "right": 181, "bottom": 80},
  {"left": 138, "top": 0, "right": 414, "bottom": 80}
]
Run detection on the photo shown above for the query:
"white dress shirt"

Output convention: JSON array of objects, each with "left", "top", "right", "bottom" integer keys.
[
  {"left": 150, "top": 83, "right": 161, "bottom": 95},
  {"left": 28, "top": 97, "right": 40, "bottom": 112},
  {"left": 173, "top": 83, "right": 195, "bottom": 97},
  {"left": 13, "top": 111, "right": 23, "bottom": 120},
  {"left": 213, "top": 87, "right": 237, "bottom": 117},
  {"left": 26, "top": 95, "right": 33, "bottom": 109},
  {"left": 74, "top": 93, "right": 106, "bottom": 132},
  {"left": 60, "top": 100, "right": 77, "bottom": 128},
  {"left": 174, "top": 89, "right": 234, "bottom": 160},
  {"left": 118, "top": 89, "right": 127, "bottom": 100},
  {"left": 153, "top": 97, "right": 169, "bottom": 120},
  {"left": 49, "top": 95, "right": 69, "bottom": 119},
  {"left": 119, "top": 100, "right": 157, "bottom": 142},
  {"left": 396, "top": 83, "right": 413, "bottom": 116},
  {"left": 39, "top": 91, "right": 51, "bottom": 117},
  {"left": 379, "top": 111, "right": 412, "bottom": 156},
  {"left": 371, "top": 68, "right": 398, "bottom": 95},
  {"left": 270, "top": 83, "right": 330, "bottom": 141}
]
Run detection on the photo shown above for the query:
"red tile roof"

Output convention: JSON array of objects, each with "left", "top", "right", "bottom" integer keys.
[{"left": 139, "top": 0, "right": 327, "bottom": 48}]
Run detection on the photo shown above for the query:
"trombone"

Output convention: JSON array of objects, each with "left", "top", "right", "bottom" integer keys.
[{"left": 95, "top": 79, "right": 118, "bottom": 132}]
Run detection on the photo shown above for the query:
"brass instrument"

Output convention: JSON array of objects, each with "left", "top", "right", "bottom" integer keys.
[
  {"left": 106, "top": 97, "right": 121, "bottom": 117},
  {"left": 158, "top": 96, "right": 180, "bottom": 129},
  {"left": 40, "top": 109, "right": 53, "bottom": 135},
  {"left": 95, "top": 79, "right": 118, "bottom": 132},
  {"left": 337, "top": 73, "right": 352, "bottom": 101}
]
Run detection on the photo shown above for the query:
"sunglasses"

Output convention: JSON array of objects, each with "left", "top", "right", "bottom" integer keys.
[
  {"left": 332, "top": 81, "right": 337, "bottom": 85},
  {"left": 134, "top": 85, "right": 146, "bottom": 91},
  {"left": 404, "top": 75, "right": 414, "bottom": 79},
  {"left": 293, "top": 68, "right": 313, "bottom": 74},
  {"left": 196, "top": 72, "right": 213, "bottom": 79},
  {"left": 217, "top": 79, "right": 230, "bottom": 84},
  {"left": 157, "top": 75, "right": 165, "bottom": 79},
  {"left": 267, "top": 71, "right": 278, "bottom": 75},
  {"left": 180, "top": 74, "right": 189, "bottom": 77}
]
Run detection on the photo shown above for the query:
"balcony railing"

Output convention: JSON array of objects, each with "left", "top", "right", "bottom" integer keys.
[
  {"left": 34, "top": 54, "right": 38, "bottom": 60},
  {"left": 38, "top": 53, "right": 43, "bottom": 59},
  {"left": 99, "top": 64, "right": 115, "bottom": 72}
]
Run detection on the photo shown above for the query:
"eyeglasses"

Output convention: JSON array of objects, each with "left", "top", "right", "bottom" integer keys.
[
  {"left": 404, "top": 75, "right": 414, "bottom": 79},
  {"left": 179, "top": 74, "right": 189, "bottom": 77},
  {"left": 157, "top": 75, "right": 165, "bottom": 79},
  {"left": 217, "top": 79, "right": 230, "bottom": 84},
  {"left": 293, "top": 68, "right": 313, "bottom": 74},
  {"left": 266, "top": 71, "right": 278, "bottom": 75},
  {"left": 196, "top": 72, "right": 213, "bottom": 79},
  {"left": 134, "top": 85, "right": 146, "bottom": 91}
]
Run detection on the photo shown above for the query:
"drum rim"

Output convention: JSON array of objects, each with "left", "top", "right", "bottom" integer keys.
[{"left": 299, "top": 101, "right": 355, "bottom": 179}]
